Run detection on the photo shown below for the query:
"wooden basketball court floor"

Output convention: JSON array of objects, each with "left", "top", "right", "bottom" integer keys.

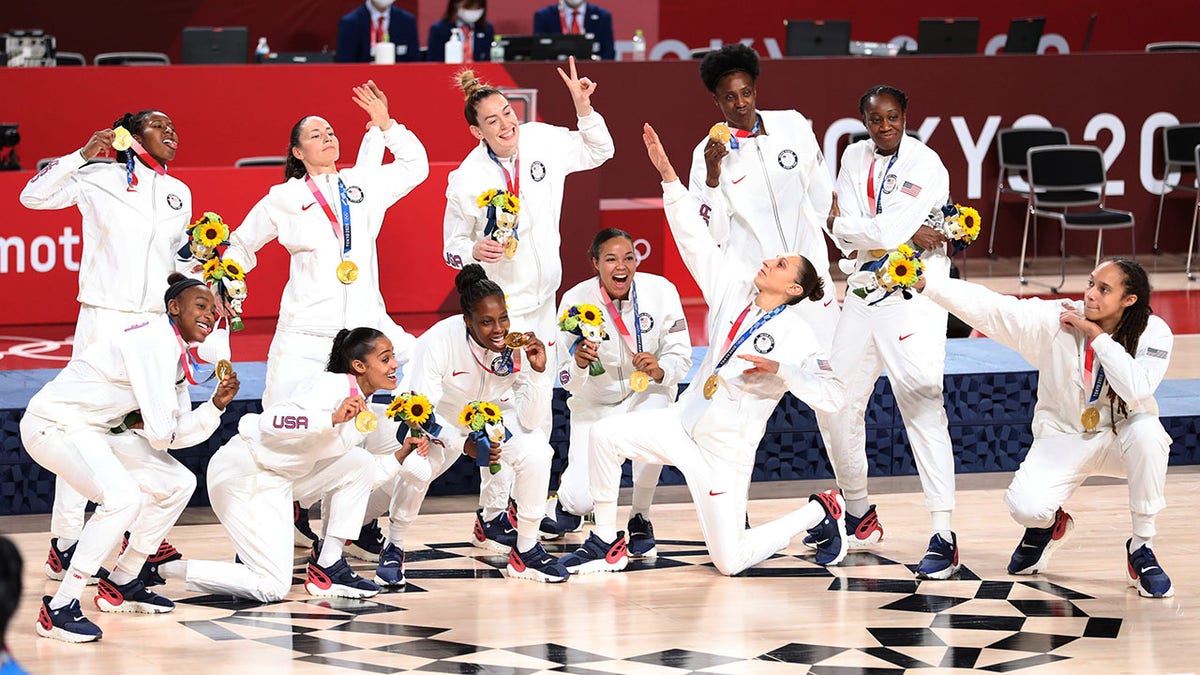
[{"left": 3, "top": 468, "right": 1199, "bottom": 674}]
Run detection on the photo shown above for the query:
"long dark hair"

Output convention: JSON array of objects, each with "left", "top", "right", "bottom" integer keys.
[
  {"left": 284, "top": 115, "right": 314, "bottom": 181},
  {"left": 455, "top": 263, "right": 504, "bottom": 316},
  {"left": 786, "top": 255, "right": 826, "bottom": 306},
  {"left": 112, "top": 109, "right": 161, "bottom": 164},
  {"left": 1105, "top": 257, "right": 1153, "bottom": 418},
  {"left": 327, "top": 327, "right": 386, "bottom": 373}
]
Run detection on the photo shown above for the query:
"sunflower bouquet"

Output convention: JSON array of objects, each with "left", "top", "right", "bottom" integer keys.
[
  {"left": 202, "top": 256, "right": 249, "bottom": 331},
  {"left": 385, "top": 391, "right": 439, "bottom": 438},
  {"left": 459, "top": 400, "right": 508, "bottom": 474},
  {"left": 852, "top": 244, "right": 925, "bottom": 304},
  {"left": 925, "top": 202, "right": 982, "bottom": 255},
  {"left": 477, "top": 188, "right": 521, "bottom": 258},
  {"left": 559, "top": 303, "right": 609, "bottom": 376},
  {"left": 186, "top": 212, "right": 229, "bottom": 261}
]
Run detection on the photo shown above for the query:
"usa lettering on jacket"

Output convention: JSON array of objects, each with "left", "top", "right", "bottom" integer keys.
[{"left": 273, "top": 415, "right": 309, "bottom": 429}]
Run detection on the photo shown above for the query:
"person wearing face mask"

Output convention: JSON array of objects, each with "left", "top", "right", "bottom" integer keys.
[
  {"left": 19, "top": 109, "right": 201, "bottom": 594},
  {"left": 822, "top": 84, "right": 959, "bottom": 580},
  {"left": 538, "top": 228, "right": 692, "bottom": 558},
  {"left": 369, "top": 265, "right": 570, "bottom": 586},
  {"left": 336, "top": 0, "right": 420, "bottom": 63},
  {"left": 533, "top": 0, "right": 615, "bottom": 60},
  {"left": 20, "top": 274, "right": 241, "bottom": 643},
  {"left": 442, "top": 61, "right": 613, "bottom": 551},
  {"left": 428, "top": 0, "right": 494, "bottom": 63},
  {"left": 557, "top": 125, "right": 847, "bottom": 576},
  {"left": 154, "top": 327, "right": 428, "bottom": 602}
]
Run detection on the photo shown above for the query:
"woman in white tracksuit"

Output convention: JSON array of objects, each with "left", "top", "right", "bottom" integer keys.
[
  {"left": 556, "top": 124, "right": 848, "bottom": 577},
  {"left": 917, "top": 258, "right": 1176, "bottom": 598},
  {"left": 824, "top": 85, "right": 959, "bottom": 580},
  {"left": 223, "top": 81, "right": 426, "bottom": 409},
  {"left": 540, "top": 228, "right": 693, "bottom": 555},
  {"left": 20, "top": 110, "right": 199, "bottom": 583},
  {"left": 161, "top": 327, "right": 428, "bottom": 602},
  {"left": 20, "top": 276, "right": 239, "bottom": 642},
  {"left": 371, "top": 264, "right": 570, "bottom": 585},
  {"left": 441, "top": 59, "right": 614, "bottom": 542}
]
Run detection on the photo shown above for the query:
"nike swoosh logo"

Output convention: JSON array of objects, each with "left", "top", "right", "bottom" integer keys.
[
  {"left": 899, "top": 333, "right": 915, "bottom": 341},
  {"left": 732, "top": 176, "right": 746, "bottom": 184},
  {"left": 451, "top": 370, "right": 469, "bottom": 377},
  {"left": 547, "top": 341, "right": 554, "bottom": 347},
  {"left": 708, "top": 490, "right": 726, "bottom": 496},
  {"left": 824, "top": 299, "right": 833, "bottom": 307},
  {"left": 302, "top": 202, "right": 317, "bottom": 211}
]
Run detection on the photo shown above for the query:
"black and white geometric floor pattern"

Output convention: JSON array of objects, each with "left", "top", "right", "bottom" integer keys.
[{"left": 176, "top": 539, "right": 1122, "bottom": 673}]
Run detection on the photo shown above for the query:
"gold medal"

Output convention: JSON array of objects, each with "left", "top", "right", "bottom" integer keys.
[
  {"left": 336, "top": 260, "right": 359, "bottom": 284},
  {"left": 214, "top": 359, "right": 233, "bottom": 381},
  {"left": 708, "top": 123, "right": 731, "bottom": 144},
  {"left": 702, "top": 373, "right": 719, "bottom": 400},
  {"left": 354, "top": 410, "right": 377, "bottom": 433},
  {"left": 629, "top": 370, "right": 650, "bottom": 392},
  {"left": 504, "top": 237, "right": 519, "bottom": 258},
  {"left": 503, "top": 332, "right": 529, "bottom": 349},
  {"left": 1081, "top": 406, "right": 1100, "bottom": 432},
  {"left": 112, "top": 126, "right": 133, "bottom": 151}
]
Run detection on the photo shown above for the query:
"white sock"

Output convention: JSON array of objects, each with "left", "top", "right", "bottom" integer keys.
[
  {"left": 50, "top": 568, "right": 89, "bottom": 609},
  {"left": 159, "top": 560, "right": 188, "bottom": 580},
  {"left": 593, "top": 500, "right": 618, "bottom": 542},
  {"left": 1130, "top": 535, "right": 1152, "bottom": 553},
  {"left": 109, "top": 552, "right": 147, "bottom": 586},
  {"left": 930, "top": 510, "right": 953, "bottom": 541},
  {"left": 516, "top": 534, "right": 537, "bottom": 553},
  {"left": 846, "top": 497, "right": 871, "bottom": 519},
  {"left": 317, "top": 538, "right": 344, "bottom": 567},
  {"left": 55, "top": 537, "right": 78, "bottom": 550}
]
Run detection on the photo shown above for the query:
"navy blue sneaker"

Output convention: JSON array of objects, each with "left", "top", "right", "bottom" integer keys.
[
  {"left": 1126, "top": 539, "right": 1174, "bottom": 598},
  {"left": 471, "top": 508, "right": 517, "bottom": 553},
  {"left": 45, "top": 538, "right": 107, "bottom": 585},
  {"left": 305, "top": 557, "right": 380, "bottom": 598},
  {"left": 806, "top": 490, "right": 848, "bottom": 566},
  {"left": 138, "top": 538, "right": 183, "bottom": 587},
  {"left": 506, "top": 542, "right": 570, "bottom": 583},
  {"left": 36, "top": 596, "right": 102, "bottom": 643},
  {"left": 374, "top": 543, "right": 406, "bottom": 588},
  {"left": 94, "top": 573, "right": 175, "bottom": 614},
  {"left": 294, "top": 501, "right": 318, "bottom": 548},
  {"left": 347, "top": 519, "right": 386, "bottom": 563},
  {"left": 560, "top": 531, "right": 629, "bottom": 574},
  {"left": 1008, "top": 508, "right": 1073, "bottom": 575},
  {"left": 626, "top": 514, "right": 657, "bottom": 559},
  {"left": 916, "top": 532, "right": 960, "bottom": 580},
  {"left": 538, "top": 496, "right": 584, "bottom": 540},
  {"left": 804, "top": 504, "right": 884, "bottom": 549}
]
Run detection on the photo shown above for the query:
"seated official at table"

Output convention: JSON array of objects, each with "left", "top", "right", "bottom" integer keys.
[
  {"left": 532, "top": 0, "right": 615, "bottom": 60},
  {"left": 337, "top": 0, "right": 421, "bottom": 63},
  {"left": 428, "top": 0, "right": 495, "bottom": 63}
]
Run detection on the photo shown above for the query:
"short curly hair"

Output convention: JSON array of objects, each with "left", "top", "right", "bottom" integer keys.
[{"left": 699, "top": 44, "right": 761, "bottom": 93}]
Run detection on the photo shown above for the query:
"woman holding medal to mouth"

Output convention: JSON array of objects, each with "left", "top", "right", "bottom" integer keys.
[
  {"left": 223, "top": 80, "right": 428, "bottom": 410},
  {"left": 538, "top": 228, "right": 693, "bottom": 558},
  {"left": 442, "top": 57, "right": 614, "bottom": 548},
  {"left": 368, "top": 264, "right": 570, "bottom": 585},
  {"left": 556, "top": 125, "right": 847, "bottom": 577},
  {"left": 913, "top": 258, "right": 1176, "bottom": 598},
  {"left": 20, "top": 274, "right": 240, "bottom": 642},
  {"left": 20, "top": 110, "right": 202, "bottom": 592}
]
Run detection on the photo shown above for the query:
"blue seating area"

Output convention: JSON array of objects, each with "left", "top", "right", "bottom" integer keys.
[{"left": 2, "top": 338, "right": 1198, "bottom": 516}]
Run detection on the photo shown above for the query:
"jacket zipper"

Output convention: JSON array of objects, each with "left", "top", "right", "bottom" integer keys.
[
  {"left": 754, "top": 142, "right": 788, "bottom": 252},
  {"left": 140, "top": 171, "right": 157, "bottom": 309}
]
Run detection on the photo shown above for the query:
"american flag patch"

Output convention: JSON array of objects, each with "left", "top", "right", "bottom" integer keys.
[
  {"left": 1146, "top": 347, "right": 1169, "bottom": 359},
  {"left": 900, "top": 181, "right": 922, "bottom": 197},
  {"left": 668, "top": 318, "right": 687, "bottom": 333},
  {"left": 817, "top": 359, "right": 832, "bottom": 371}
]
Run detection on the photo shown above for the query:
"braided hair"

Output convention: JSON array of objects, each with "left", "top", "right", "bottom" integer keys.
[
  {"left": 698, "top": 43, "right": 760, "bottom": 93},
  {"left": 113, "top": 109, "right": 162, "bottom": 186},
  {"left": 858, "top": 85, "right": 908, "bottom": 115},
  {"left": 327, "top": 327, "right": 387, "bottom": 374},
  {"left": 457, "top": 69, "right": 505, "bottom": 126},
  {"left": 1104, "top": 257, "right": 1153, "bottom": 418},
  {"left": 284, "top": 116, "right": 314, "bottom": 181},
  {"left": 455, "top": 263, "right": 504, "bottom": 316}
]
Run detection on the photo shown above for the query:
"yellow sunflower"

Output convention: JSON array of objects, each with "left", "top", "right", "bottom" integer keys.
[
  {"left": 459, "top": 406, "right": 475, "bottom": 428},
  {"left": 887, "top": 256, "right": 920, "bottom": 287},
  {"left": 194, "top": 214, "right": 228, "bottom": 248},
  {"left": 384, "top": 396, "right": 405, "bottom": 420},
  {"left": 896, "top": 244, "right": 916, "bottom": 258},
  {"left": 503, "top": 192, "right": 520, "bottom": 214},
  {"left": 957, "top": 205, "right": 981, "bottom": 240},
  {"left": 221, "top": 259, "right": 245, "bottom": 280},
  {"left": 477, "top": 189, "right": 498, "bottom": 208},
  {"left": 405, "top": 395, "right": 433, "bottom": 426},
  {"left": 578, "top": 303, "right": 603, "bottom": 325},
  {"left": 480, "top": 402, "right": 501, "bottom": 421},
  {"left": 202, "top": 257, "right": 223, "bottom": 280}
]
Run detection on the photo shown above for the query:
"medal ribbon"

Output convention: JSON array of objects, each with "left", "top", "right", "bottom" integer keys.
[
  {"left": 866, "top": 151, "right": 899, "bottom": 215},
  {"left": 728, "top": 116, "right": 762, "bottom": 150},
  {"left": 712, "top": 302, "right": 785, "bottom": 374},
  {"left": 1083, "top": 338, "right": 1107, "bottom": 406},
  {"left": 347, "top": 372, "right": 361, "bottom": 399},
  {"left": 466, "top": 330, "right": 522, "bottom": 376},
  {"left": 123, "top": 138, "right": 167, "bottom": 189},
  {"left": 305, "top": 175, "right": 353, "bottom": 258},
  {"left": 598, "top": 280, "right": 642, "bottom": 356},
  {"left": 486, "top": 147, "right": 520, "bottom": 197},
  {"left": 170, "top": 321, "right": 213, "bottom": 386}
]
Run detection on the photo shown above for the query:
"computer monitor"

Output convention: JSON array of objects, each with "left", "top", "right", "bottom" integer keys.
[
  {"left": 784, "top": 20, "right": 851, "bottom": 57},
  {"left": 261, "top": 51, "right": 335, "bottom": 64},
  {"left": 181, "top": 26, "right": 248, "bottom": 64},
  {"left": 916, "top": 18, "right": 980, "bottom": 55},
  {"left": 1003, "top": 17, "right": 1045, "bottom": 54},
  {"left": 498, "top": 35, "right": 538, "bottom": 61},
  {"left": 532, "top": 34, "right": 594, "bottom": 61}
]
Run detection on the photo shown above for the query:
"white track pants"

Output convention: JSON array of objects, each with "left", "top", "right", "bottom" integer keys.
[{"left": 824, "top": 293, "right": 955, "bottom": 513}]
